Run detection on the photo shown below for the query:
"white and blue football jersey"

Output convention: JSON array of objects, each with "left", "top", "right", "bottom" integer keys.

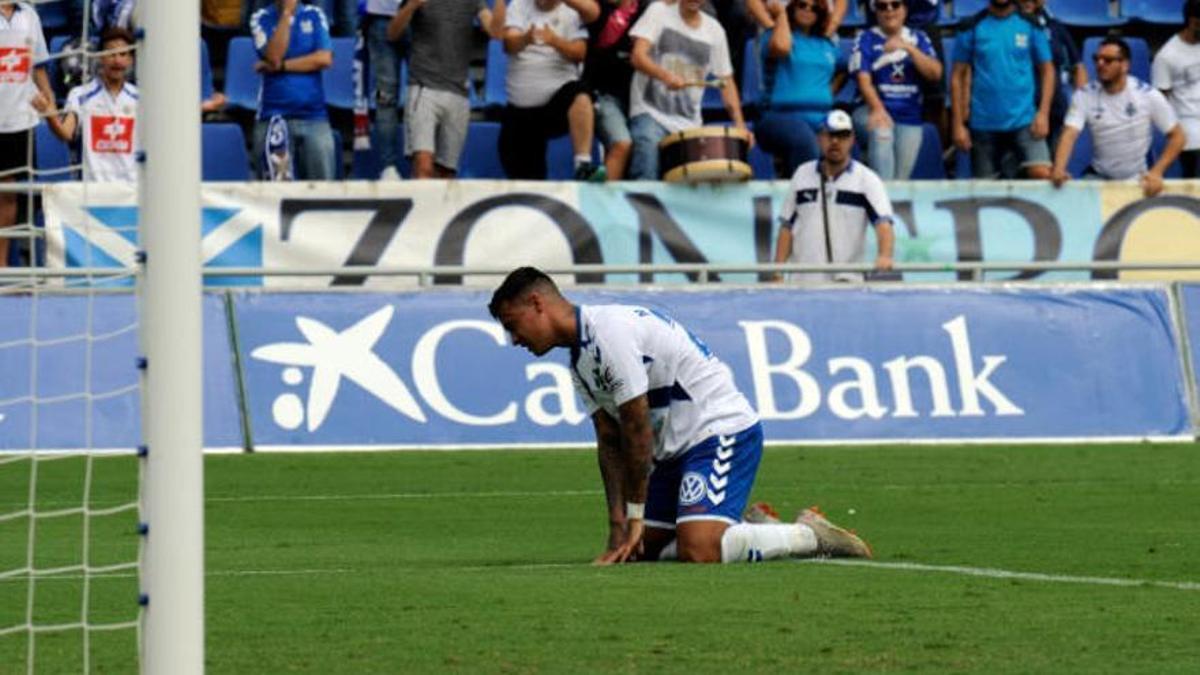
[{"left": 569, "top": 304, "right": 758, "bottom": 461}]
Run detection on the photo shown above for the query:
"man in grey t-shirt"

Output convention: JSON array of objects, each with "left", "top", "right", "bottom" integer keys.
[{"left": 389, "top": 0, "right": 506, "bottom": 177}]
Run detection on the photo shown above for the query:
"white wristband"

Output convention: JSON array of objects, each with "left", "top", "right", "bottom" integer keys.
[{"left": 625, "top": 502, "right": 645, "bottom": 521}]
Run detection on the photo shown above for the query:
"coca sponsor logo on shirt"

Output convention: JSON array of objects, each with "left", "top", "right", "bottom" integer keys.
[
  {"left": 0, "top": 47, "right": 32, "bottom": 83},
  {"left": 91, "top": 115, "right": 134, "bottom": 153}
]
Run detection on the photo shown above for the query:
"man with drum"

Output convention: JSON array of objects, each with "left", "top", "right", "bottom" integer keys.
[
  {"left": 772, "top": 110, "right": 896, "bottom": 283},
  {"left": 626, "top": 0, "right": 751, "bottom": 180}
]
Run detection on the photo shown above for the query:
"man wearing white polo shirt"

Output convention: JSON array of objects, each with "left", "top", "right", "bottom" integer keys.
[
  {"left": 1152, "top": 0, "right": 1200, "bottom": 179},
  {"left": 1052, "top": 37, "right": 1184, "bottom": 199},
  {"left": 33, "top": 27, "right": 139, "bottom": 183},
  {"left": 0, "top": 1, "right": 53, "bottom": 266},
  {"left": 772, "top": 109, "right": 895, "bottom": 283}
]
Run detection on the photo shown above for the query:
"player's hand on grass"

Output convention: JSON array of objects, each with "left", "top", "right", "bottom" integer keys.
[{"left": 594, "top": 518, "right": 644, "bottom": 565}]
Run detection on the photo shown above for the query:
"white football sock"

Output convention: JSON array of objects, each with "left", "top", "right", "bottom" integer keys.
[
  {"left": 720, "top": 523, "right": 818, "bottom": 563},
  {"left": 574, "top": 154, "right": 591, "bottom": 168}
]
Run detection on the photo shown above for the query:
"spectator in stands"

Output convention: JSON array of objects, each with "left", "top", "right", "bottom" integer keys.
[
  {"left": 951, "top": 0, "right": 1054, "bottom": 179},
  {"left": 246, "top": 0, "right": 359, "bottom": 37},
  {"left": 1019, "top": 0, "right": 1085, "bottom": 157},
  {"left": 250, "top": 0, "right": 337, "bottom": 180},
  {"left": 0, "top": 1, "right": 53, "bottom": 267},
  {"left": 850, "top": 0, "right": 941, "bottom": 180},
  {"left": 501, "top": 0, "right": 605, "bottom": 180},
  {"left": 366, "top": 0, "right": 406, "bottom": 180},
  {"left": 747, "top": 0, "right": 847, "bottom": 38},
  {"left": 1051, "top": 37, "right": 1184, "bottom": 199},
  {"left": 582, "top": 0, "right": 650, "bottom": 180},
  {"left": 772, "top": 110, "right": 895, "bottom": 283},
  {"left": 388, "top": 0, "right": 506, "bottom": 179},
  {"left": 32, "top": 27, "right": 138, "bottom": 182},
  {"left": 626, "top": 0, "right": 750, "bottom": 180},
  {"left": 754, "top": 0, "right": 842, "bottom": 178},
  {"left": 91, "top": 0, "right": 135, "bottom": 33},
  {"left": 1152, "top": 0, "right": 1200, "bottom": 178}
]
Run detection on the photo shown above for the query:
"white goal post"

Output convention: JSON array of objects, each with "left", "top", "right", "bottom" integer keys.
[{"left": 138, "top": 1, "right": 204, "bottom": 673}]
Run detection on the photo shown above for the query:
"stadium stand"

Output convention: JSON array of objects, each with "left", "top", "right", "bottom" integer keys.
[
  {"left": 483, "top": 39, "right": 508, "bottom": 110},
  {"left": 456, "top": 121, "right": 505, "bottom": 178},
  {"left": 1121, "top": 0, "right": 1183, "bottom": 25},
  {"left": 1082, "top": 35, "right": 1151, "bottom": 82},
  {"left": 224, "top": 36, "right": 261, "bottom": 113},
  {"left": 35, "top": 0, "right": 71, "bottom": 35},
  {"left": 1066, "top": 125, "right": 1093, "bottom": 177},
  {"left": 323, "top": 37, "right": 358, "bottom": 110},
  {"left": 952, "top": 0, "right": 989, "bottom": 20},
  {"left": 34, "top": 121, "right": 74, "bottom": 182},
  {"left": 202, "top": 123, "right": 252, "bottom": 181},
  {"left": 836, "top": 37, "right": 857, "bottom": 105},
  {"left": 841, "top": 0, "right": 867, "bottom": 29},
  {"left": 1053, "top": 0, "right": 1126, "bottom": 27},
  {"left": 740, "top": 38, "right": 762, "bottom": 111},
  {"left": 911, "top": 122, "right": 946, "bottom": 179}
]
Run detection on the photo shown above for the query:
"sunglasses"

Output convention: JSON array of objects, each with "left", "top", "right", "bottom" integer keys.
[
  {"left": 876, "top": 1, "right": 904, "bottom": 10},
  {"left": 793, "top": 1, "right": 816, "bottom": 11},
  {"left": 1092, "top": 54, "right": 1124, "bottom": 65}
]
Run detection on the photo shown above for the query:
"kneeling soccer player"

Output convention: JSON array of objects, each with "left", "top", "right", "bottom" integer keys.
[{"left": 488, "top": 267, "right": 872, "bottom": 564}]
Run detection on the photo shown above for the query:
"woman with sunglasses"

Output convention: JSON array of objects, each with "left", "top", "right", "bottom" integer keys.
[
  {"left": 850, "top": 0, "right": 940, "bottom": 180},
  {"left": 754, "top": 0, "right": 846, "bottom": 177}
]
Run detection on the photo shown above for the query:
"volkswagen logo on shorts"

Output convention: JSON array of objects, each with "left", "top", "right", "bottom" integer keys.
[{"left": 679, "top": 472, "right": 708, "bottom": 506}]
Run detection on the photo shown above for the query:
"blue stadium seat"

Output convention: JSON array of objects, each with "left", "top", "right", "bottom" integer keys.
[
  {"left": 1052, "top": 0, "right": 1126, "bottom": 27},
  {"left": 34, "top": 121, "right": 74, "bottom": 182},
  {"left": 36, "top": 1, "right": 72, "bottom": 35},
  {"left": 1150, "top": 128, "right": 1183, "bottom": 179},
  {"left": 225, "top": 37, "right": 261, "bottom": 112},
  {"left": 1082, "top": 36, "right": 1150, "bottom": 83},
  {"left": 323, "top": 37, "right": 358, "bottom": 110},
  {"left": 1121, "top": 0, "right": 1182, "bottom": 25},
  {"left": 952, "top": 0, "right": 989, "bottom": 20},
  {"left": 483, "top": 40, "right": 508, "bottom": 109},
  {"left": 910, "top": 122, "right": 945, "bottom": 179},
  {"left": 200, "top": 38, "right": 217, "bottom": 104},
  {"left": 741, "top": 38, "right": 762, "bottom": 110},
  {"left": 458, "top": 121, "right": 505, "bottom": 178},
  {"left": 47, "top": 35, "right": 72, "bottom": 102},
  {"left": 840, "top": 0, "right": 866, "bottom": 28},
  {"left": 1066, "top": 125, "right": 1092, "bottom": 177},
  {"left": 201, "top": 123, "right": 251, "bottom": 181}
]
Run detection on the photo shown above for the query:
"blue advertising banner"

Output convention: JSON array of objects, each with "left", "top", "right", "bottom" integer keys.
[
  {"left": 0, "top": 294, "right": 243, "bottom": 451},
  {"left": 233, "top": 285, "right": 1190, "bottom": 449},
  {"left": 1179, "top": 284, "right": 1200, "bottom": 406}
]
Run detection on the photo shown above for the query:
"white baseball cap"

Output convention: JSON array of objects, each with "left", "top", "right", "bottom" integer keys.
[{"left": 821, "top": 109, "right": 854, "bottom": 134}]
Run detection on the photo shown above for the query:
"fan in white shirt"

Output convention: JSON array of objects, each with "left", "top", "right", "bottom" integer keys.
[
  {"left": 1052, "top": 37, "right": 1185, "bottom": 198},
  {"left": 33, "top": 27, "right": 139, "bottom": 182}
]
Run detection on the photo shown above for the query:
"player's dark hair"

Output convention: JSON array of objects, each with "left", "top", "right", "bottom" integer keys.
[
  {"left": 100, "top": 26, "right": 135, "bottom": 50},
  {"left": 1099, "top": 36, "right": 1131, "bottom": 62},
  {"left": 488, "top": 267, "right": 559, "bottom": 319},
  {"left": 1187, "top": 0, "right": 1200, "bottom": 21}
]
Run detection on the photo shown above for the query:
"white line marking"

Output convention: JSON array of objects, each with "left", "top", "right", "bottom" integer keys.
[
  {"left": 0, "top": 568, "right": 355, "bottom": 583},
  {"left": 803, "top": 559, "right": 1200, "bottom": 591},
  {"left": 205, "top": 489, "right": 602, "bottom": 503}
]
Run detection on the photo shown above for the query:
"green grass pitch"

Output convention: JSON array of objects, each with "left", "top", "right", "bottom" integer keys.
[{"left": 2, "top": 442, "right": 1199, "bottom": 673}]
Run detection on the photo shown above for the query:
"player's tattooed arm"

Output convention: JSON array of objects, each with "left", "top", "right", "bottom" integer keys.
[
  {"left": 593, "top": 410, "right": 627, "bottom": 555},
  {"left": 616, "top": 395, "right": 654, "bottom": 506}
]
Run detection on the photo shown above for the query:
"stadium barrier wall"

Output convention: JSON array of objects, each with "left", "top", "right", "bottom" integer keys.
[
  {"left": 2, "top": 284, "right": 1192, "bottom": 451},
  {"left": 41, "top": 180, "right": 1200, "bottom": 286}
]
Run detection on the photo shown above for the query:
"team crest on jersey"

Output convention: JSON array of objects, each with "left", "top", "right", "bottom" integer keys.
[
  {"left": 301, "top": 19, "right": 313, "bottom": 33},
  {"left": 679, "top": 472, "right": 708, "bottom": 506},
  {"left": 0, "top": 47, "right": 32, "bottom": 83},
  {"left": 1015, "top": 33, "right": 1028, "bottom": 49},
  {"left": 91, "top": 115, "right": 135, "bottom": 153},
  {"left": 1125, "top": 102, "right": 1137, "bottom": 118}
]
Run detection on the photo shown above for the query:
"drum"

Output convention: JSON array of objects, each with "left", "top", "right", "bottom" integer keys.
[{"left": 658, "top": 126, "right": 753, "bottom": 183}]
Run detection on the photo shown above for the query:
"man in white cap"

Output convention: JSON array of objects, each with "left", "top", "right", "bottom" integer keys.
[{"left": 772, "top": 109, "right": 896, "bottom": 283}]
